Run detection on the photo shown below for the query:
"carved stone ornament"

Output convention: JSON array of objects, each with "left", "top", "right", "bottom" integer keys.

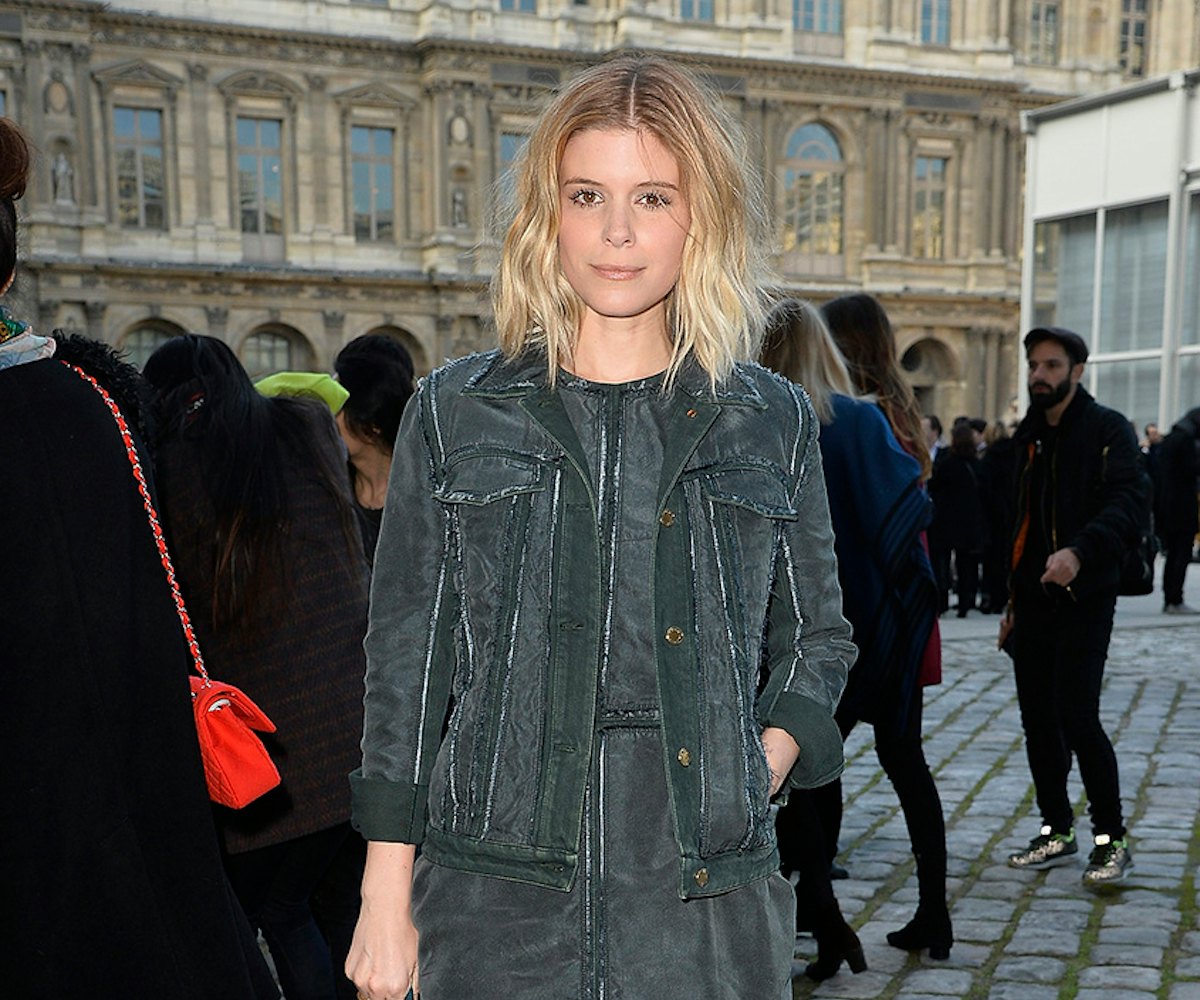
[
  {"left": 44, "top": 77, "right": 72, "bottom": 116},
  {"left": 448, "top": 111, "right": 471, "bottom": 146}
]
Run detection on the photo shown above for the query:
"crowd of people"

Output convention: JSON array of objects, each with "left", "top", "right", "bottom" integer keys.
[{"left": 2, "top": 50, "right": 1184, "bottom": 1000}]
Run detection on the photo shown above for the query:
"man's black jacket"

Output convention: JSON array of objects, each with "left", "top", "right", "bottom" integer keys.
[{"left": 1010, "top": 385, "right": 1145, "bottom": 600}]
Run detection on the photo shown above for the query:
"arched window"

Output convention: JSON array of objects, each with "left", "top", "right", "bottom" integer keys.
[
  {"left": 782, "top": 123, "right": 844, "bottom": 273},
  {"left": 241, "top": 327, "right": 314, "bottom": 379},
  {"left": 121, "top": 321, "right": 183, "bottom": 369}
]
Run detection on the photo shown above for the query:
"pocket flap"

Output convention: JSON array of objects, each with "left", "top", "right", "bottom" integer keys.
[
  {"left": 436, "top": 452, "right": 546, "bottom": 505},
  {"left": 701, "top": 466, "right": 797, "bottom": 520}
]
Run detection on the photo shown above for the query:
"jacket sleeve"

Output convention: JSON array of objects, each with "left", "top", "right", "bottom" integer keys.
[
  {"left": 1069, "top": 410, "right": 1145, "bottom": 574},
  {"left": 757, "top": 387, "right": 856, "bottom": 790},
  {"left": 350, "top": 375, "right": 457, "bottom": 843}
]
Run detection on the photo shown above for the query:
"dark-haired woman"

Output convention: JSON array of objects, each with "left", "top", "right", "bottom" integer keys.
[
  {"left": 819, "top": 292, "right": 952, "bottom": 960},
  {"left": 333, "top": 333, "right": 415, "bottom": 558},
  {"left": 144, "top": 334, "right": 371, "bottom": 1000},
  {"left": 0, "top": 118, "right": 277, "bottom": 998}
]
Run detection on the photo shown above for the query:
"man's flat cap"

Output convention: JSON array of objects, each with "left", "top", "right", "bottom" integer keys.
[{"left": 1024, "top": 326, "right": 1089, "bottom": 366}]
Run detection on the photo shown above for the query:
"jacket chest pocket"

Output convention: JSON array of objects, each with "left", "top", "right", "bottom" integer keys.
[{"left": 433, "top": 449, "right": 553, "bottom": 837}]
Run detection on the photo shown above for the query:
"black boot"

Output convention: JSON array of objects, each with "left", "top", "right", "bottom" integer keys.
[
  {"left": 886, "top": 903, "right": 953, "bottom": 960},
  {"left": 805, "top": 905, "right": 867, "bottom": 982}
]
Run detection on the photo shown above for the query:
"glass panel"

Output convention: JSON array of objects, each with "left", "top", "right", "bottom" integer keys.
[
  {"left": 114, "top": 107, "right": 135, "bottom": 136},
  {"left": 262, "top": 156, "right": 282, "bottom": 234},
  {"left": 242, "top": 332, "right": 293, "bottom": 380},
  {"left": 239, "top": 153, "right": 259, "bottom": 233},
  {"left": 1183, "top": 192, "right": 1200, "bottom": 346},
  {"left": 1032, "top": 215, "right": 1096, "bottom": 333},
  {"left": 260, "top": 119, "right": 281, "bottom": 149},
  {"left": 1098, "top": 200, "right": 1168, "bottom": 353},
  {"left": 351, "top": 126, "right": 369, "bottom": 156},
  {"left": 139, "top": 108, "right": 161, "bottom": 140},
  {"left": 1092, "top": 358, "right": 1161, "bottom": 433},
  {"left": 1179, "top": 354, "right": 1200, "bottom": 415},
  {"left": 123, "top": 327, "right": 175, "bottom": 369},
  {"left": 236, "top": 117, "right": 257, "bottom": 147},
  {"left": 375, "top": 163, "right": 394, "bottom": 241},
  {"left": 374, "top": 129, "right": 392, "bottom": 157}
]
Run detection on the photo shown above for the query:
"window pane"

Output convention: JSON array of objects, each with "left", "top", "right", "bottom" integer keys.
[
  {"left": 114, "top": 107, "right": 135, "bottom": 136},
  {"left": 1098, "top": 201, "right": 1168, "bottom": 353},
  {"left": 351, "top": 126, "right": 370, "bottom": 156},
  {"left": 351, "top": 126, "right": 396, "bottom": 243},
  {"left": 122, "top": 327, "right": 175, "bottom": 369},
  {"left": 260, "top": 119, "right": 281, "bottom": 149},
  {"left": 242, "top": 332, "right": 293, "bottom": 380},
  {"left": 237, "top": 117, "right": 257, "bottom": 146},
  {"left": 1033, "top": 215, "right": 1096, "bottom": 333},
  {"left": 1183, "top": 192, "right": 1200, "bottom": 346},
  {"left": 1092, "top": 358, "right": 1161, "bottom": 432},
  {"left": 114, "top": 107, "right": 165, "bottom": 230},
  {"left": 1179, "top": 354, "right": 1200, "bottom": 414}
]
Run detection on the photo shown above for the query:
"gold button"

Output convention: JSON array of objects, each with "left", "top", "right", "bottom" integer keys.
[
  {"left": 677, "top": 747, "right": 691, "bottom": 767},
  {"left": 660, "top": 509, "right": 675, "bottom": 527},
  {"left": 694, "top": 867, "right": 709, "bottom": 887},
  {"left": 686, "top": 408, "right": 698, "bottom": 418},
  {"left": 665, "top": 626, "right": 684, "bottom": 645}
]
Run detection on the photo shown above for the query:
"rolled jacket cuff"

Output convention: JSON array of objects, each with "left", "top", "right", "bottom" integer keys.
[
  {"left": 764, "top": 693, "right": 845, "bottom": 790},
  {"left": 349, "top": 769, "right": 428, "bottom": 843}
]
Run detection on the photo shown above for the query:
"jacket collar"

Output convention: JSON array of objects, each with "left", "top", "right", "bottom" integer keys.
[
  {"left": 1015, "top": 383, "right": 1094, "bottom": 442},
  {"left": 462, "top": 348, "right": 768, "bottom": 409}
]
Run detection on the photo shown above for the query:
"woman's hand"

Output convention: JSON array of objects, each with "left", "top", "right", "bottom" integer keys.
[
  {"left": 761, "top": 726, "right": 801, "bottom": 797},
  {"left": 346, "top": 842, "right": 420, "bottom": 1000}
]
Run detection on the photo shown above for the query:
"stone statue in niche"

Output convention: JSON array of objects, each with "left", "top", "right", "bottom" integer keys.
[
  {"left": 52, "top": 152, "right": 75, "bottom": 204},
  {"left": 451, "top": 188, "right": 468, "bottom": 228}
]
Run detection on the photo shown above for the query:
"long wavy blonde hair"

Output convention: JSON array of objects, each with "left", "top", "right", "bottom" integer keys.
[
  {"left": 491, "top": 54, "right": 770, "bottom": 388},
  {"left": 761, "top": 298, "right": 855, "bottom": 425}
]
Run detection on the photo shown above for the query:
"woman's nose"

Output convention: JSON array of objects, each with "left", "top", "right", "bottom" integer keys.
[{"left": 603, "top": 207, "right": 633, "bottom": 247}]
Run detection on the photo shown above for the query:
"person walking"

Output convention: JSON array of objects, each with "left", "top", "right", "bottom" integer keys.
[
  {"left": 817, "top": 292, "right": 951, "bottom": 960},
  {"left": 1001, "top": 326, "right": 1145, "bottom": 888},
  {"left": 929, "top": 422, "right": 987, "bottom": 617},
  {"left": 345, "top": 55, "right": 856, "bottom": 1000},
  {"left": 1155, "top": 407, "right": 1200, "bottom": 614}
]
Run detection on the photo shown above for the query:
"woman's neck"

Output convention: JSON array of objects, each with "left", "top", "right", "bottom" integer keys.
[
  {"left": 351, "top": 446, "right": 392, "bottom": 510},
  {"left": 566, "top": 314, "right": 672, "bottom": 384}
]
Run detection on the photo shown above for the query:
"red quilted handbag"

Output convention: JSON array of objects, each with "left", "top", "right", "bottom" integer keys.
[{"left": 66, "top": 361, "right": 282, "bottom": 809}]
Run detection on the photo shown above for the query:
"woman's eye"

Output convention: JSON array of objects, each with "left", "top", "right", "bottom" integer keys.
[
  {"left": 639, "top": 191, "right": 672, "bottom": 209},
  {"left": 569, "top": 189, "right": 602, "bottom": 206}
]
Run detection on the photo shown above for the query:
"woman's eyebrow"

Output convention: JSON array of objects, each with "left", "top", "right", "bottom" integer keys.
[{"left": 560, "top": 176, "right": 680, "bottom": 191}]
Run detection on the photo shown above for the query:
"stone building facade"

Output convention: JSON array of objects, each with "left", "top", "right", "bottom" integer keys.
[{"left": 2, "top": 0, "right": 1197, "bottom": 422}]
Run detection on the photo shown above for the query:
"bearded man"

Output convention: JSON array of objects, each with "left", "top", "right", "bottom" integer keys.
[{"left": 999, "top": 327, "right": 1146, "bottom": 889}]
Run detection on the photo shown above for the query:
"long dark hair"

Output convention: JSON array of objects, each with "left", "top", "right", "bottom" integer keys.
[
  {"left": 0, "top": 118, "right": 31, "bottom": 283},
  {"left": 334, "top": 334, "right": 415, "bottom": 453},
  {"left": 821, "top": 293, "right": 931, "bottom": 481},
  {"left": 143, "top": 334, "right": 360, "bottom": 633}
]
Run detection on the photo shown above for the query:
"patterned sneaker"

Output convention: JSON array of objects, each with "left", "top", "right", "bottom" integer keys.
[
  {"left": 1082, "top": 834, "right": 1133, "bottom": 889},
  {"left": 1007, "top": 825, "right": 1078, "bottom": 869}
]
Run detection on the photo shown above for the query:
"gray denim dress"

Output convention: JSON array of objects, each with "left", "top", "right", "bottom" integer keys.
[{"left": 411, "top": 372, "right": 796, "bottom": 1000}]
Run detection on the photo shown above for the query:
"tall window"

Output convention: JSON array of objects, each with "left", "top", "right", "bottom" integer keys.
[
  {"left": 680, "top": 0, "right": 714, "bottom": 21},
  {"left": 114, "top": 107, "right": 165, "bottom": 229},
  {"left": 1119, "top": 0, "right": 1148, "bottom": 77},
  {"left": 242, "top": 331, "right": 296, "bottom": 379},
  {"left": 497, "top": 131, "right": 528, "bottom": 215},
  {"left": 782, "top": 124, "right": 844, "bottom": 267},
  {"left": 912, "top": 156, "right": 948, "bottom": 258},
  {"left": 237, "top": 117, "right": 283, "bottom": 260},
  {"left": 794, "top": 0, "right": 841, "bottom": 32},
  {"left": 1183, "top": 192, "right": 1200, "bottom": 347},
  {"left": 121, "top": 324, "right": 176, "bottom": 369},
  {"left": 351, "top": 126, "right": 394, "bottom": 242},
  {"left": 919, "top": 0, "right": 950, "bottom": 44},
  {"left": 1029, "top": 0, "right": 1060, "bottom": 64},
  {"left": 1098, "top": 200, "right": 1168, "bottom": 354},
  {"left": 500, "top": 0, "right": 535, "bottom": 10},
  {"left": 1033, "top": 215, "right": 1096, "bottom": 333}
]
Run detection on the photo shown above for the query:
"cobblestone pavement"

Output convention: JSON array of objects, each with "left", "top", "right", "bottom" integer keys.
[{"left": 791, "top": 608, "right": 1200, "bottom": 1000}]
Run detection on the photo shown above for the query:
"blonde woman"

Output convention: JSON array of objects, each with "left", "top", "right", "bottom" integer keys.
[
  {"left": 347, "top": 56, "right": 854, "bottom": 1000},
  {"left": 767, "top": 298, "right": 951, "bottom": 963}
]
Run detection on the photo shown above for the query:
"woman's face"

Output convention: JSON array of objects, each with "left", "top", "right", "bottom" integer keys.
[{"left": 556, "top": 128, "right": 691, "bottom": 334}]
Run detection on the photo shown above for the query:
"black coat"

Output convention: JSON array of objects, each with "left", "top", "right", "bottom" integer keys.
[
  {"left": 929, "top": 451, "right": 987, "bottom": 551},
  {"left": 0, "top": 355, "right": 275, "bottom": 998},
  {"left": 1010, "top": 385, "right": 1145, "bottom": 599},
  {"left": 1155, "top": 409, "right": 1200, "bottom": 537}
]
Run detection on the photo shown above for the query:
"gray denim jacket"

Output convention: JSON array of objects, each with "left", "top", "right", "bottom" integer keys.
[{"left": 351, "top": 350, "right": 855, "bottom": 899}]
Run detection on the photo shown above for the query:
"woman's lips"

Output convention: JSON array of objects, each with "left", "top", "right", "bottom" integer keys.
[{"left": 591, "top": 265, "right": 644, "bottom": 280}]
